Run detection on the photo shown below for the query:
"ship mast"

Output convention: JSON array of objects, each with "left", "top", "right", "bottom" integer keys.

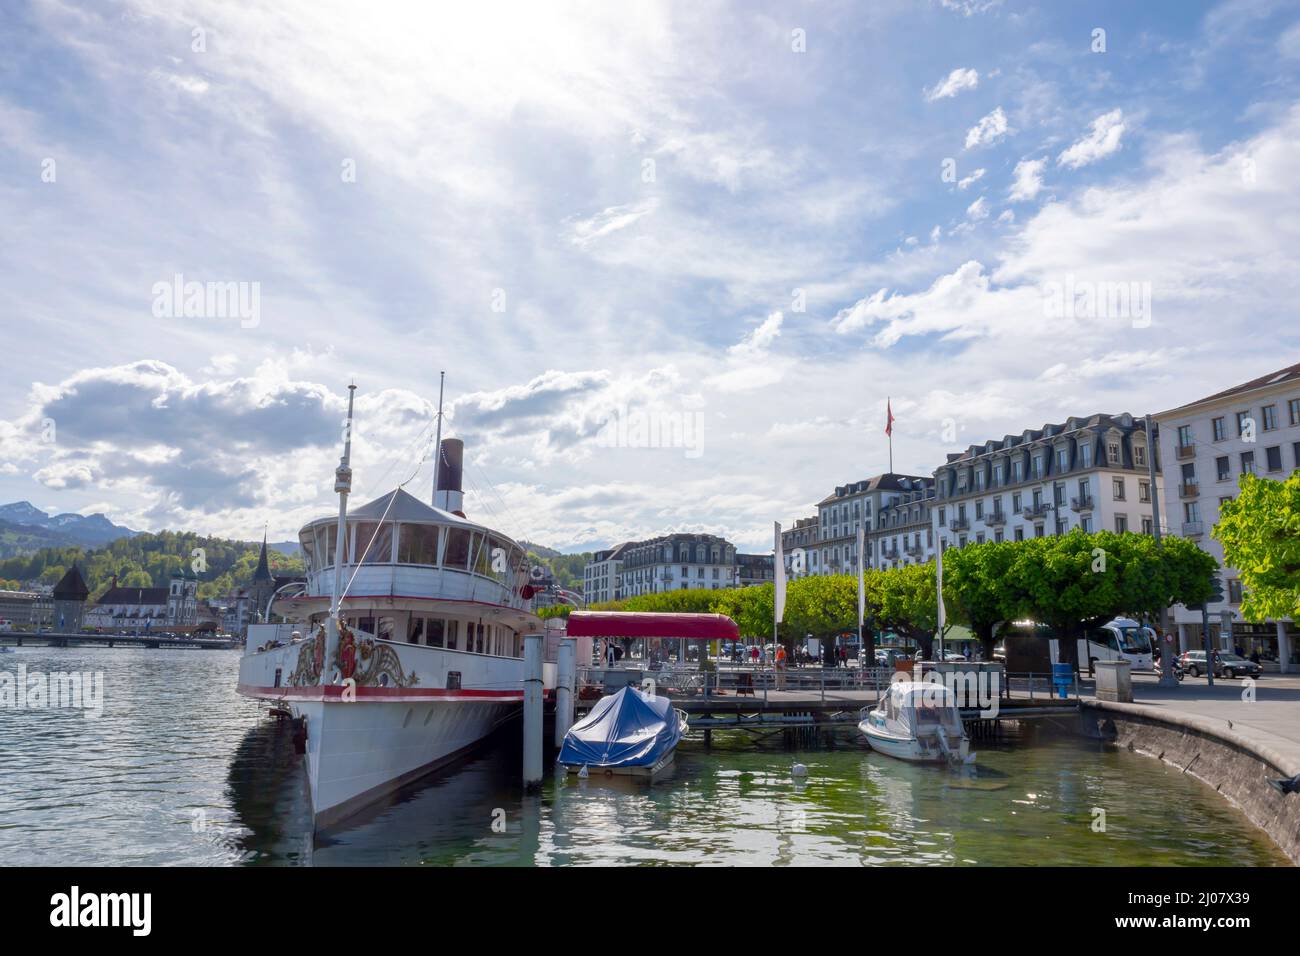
[
  {"left": 432, "top": 371, "right": 445, "bottom": 508},
  {"left": 322, "top": 382, "right": 356, "bottom": 685},
  {"left": 331, "top": 383, "right": 357, "bottom": 618}
]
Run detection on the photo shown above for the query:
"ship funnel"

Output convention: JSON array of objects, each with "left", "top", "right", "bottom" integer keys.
[{"left": 435, "top": 438, "right": 465, "bottom": 515}]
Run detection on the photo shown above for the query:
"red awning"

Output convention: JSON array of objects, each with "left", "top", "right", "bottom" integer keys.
[{"left": 565, "top": 611, "right": 740, "bottom": 641}]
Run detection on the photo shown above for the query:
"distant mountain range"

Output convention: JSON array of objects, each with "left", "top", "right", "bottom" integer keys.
[
  {"left": 0, "top": 501, "right": 140, "bottom": 557},
  {"left": 0, "top": 499, "right": 530, "bottom": 564}
]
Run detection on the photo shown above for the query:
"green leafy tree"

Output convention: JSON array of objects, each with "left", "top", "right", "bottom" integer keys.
[
  {"left": 1000, "top": 530, "right": 1215, "bottom": 664},
  {"left": 783, "top": 574, "right": 857, "bottom": 660},
  {"left": 874, "top": 562, "right": 950, "bottom": 659},
  {"left": 1213, "top": 471, "right": 1300, "bottom": 621},
  {"left": 943, "top": 541, "right": 1020, "bottom": 660}
]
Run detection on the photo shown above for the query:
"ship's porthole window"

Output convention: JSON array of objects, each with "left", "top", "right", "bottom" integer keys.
[{"left": 379, "top": 673, "right": 390, "bottom": 687}]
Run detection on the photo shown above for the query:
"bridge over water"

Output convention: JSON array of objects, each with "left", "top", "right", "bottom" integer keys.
[{"left": 0, "top": 631, "right": 242, "bottom": 650}]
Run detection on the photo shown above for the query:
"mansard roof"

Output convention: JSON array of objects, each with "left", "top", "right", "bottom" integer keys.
[{"left": 942, "top": 413, "right": 1143, "bottom": 464}]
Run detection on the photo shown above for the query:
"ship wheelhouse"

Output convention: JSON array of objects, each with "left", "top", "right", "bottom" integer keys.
[{"left": 277, "top": 488, "right": 535, "bottom": 659}]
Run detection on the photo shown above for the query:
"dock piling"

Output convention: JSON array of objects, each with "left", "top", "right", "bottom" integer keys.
[
  {"left": 555, "top": 638, "right": 575, "bottom": 748},
  {"left": 523, "top": 633, "right": 543, "bottom": 792}
]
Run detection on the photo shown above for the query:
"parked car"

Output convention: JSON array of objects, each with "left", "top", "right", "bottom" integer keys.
[
  {"left": 1215, "top": 653, "right": 1262, "bottom": 679},
  {"left": 943, "top": 651, "right": 967, "bottom": 662},
  {"left": 1178, "top": 650, "right": 1211, "bottom": 677},
  {"left": 1178, "top": 650, "right": 1262, "bottom": 679}
]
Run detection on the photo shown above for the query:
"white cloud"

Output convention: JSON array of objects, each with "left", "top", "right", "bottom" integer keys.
[
  {"left": 1280, "top": 22, "right": 1300, "bottom": 59},
  {"left": 925, "top": 67, "right": 980, "bottom": 101},
  {"left": 966, "top": 196, "right": 989, "bottom": 220},
  {"left": 1008, "top": 157, "right": 1046, "bottom": 201},
  {"left": 728, "top": 311, "right": 783, "bottom": 358},
  {"left": 709, "top": 312, "right": 787, "bottom": 393},
  {"left": 1039, "top": 349, "right": 1189, "bottom": 386},
  {"left": 957, "top": 167, "right": 985, "bottom": 189},
  {"left": 830, "top": 260, "right": 1046, "bottom": 347},
  {"left": 940, "top": 0, "right": 1004, "bottom": 15},
  {"left": 837, "top": 105, "right": 1300, "bottom": 361},
  {"left": 964, "top": 107, "right": 1009, "bottom": 149},
  {"left": 566, "top": 198, "right": 660, "bottom": 248},
  {"left": 1057, "top": 109, "right": 1126, "bottom": 169}
]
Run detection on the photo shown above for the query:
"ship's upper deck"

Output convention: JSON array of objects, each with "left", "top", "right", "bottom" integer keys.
[{"left": 296, "top": 488, "right": 532, "bottom": 609}]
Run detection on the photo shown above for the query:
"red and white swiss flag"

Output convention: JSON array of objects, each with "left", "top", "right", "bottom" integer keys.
[{"left": 885, "top": 399, "right": 895, "bottom": 437}]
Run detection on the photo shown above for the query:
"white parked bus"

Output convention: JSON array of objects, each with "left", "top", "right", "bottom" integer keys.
[{"left": 1078, "top": 617, "right": 1154, "bottom": 672}]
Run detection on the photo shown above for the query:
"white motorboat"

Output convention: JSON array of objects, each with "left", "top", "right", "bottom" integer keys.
[
  {"left": 237, "top": 384, "right": 546, "bottom": 831},
  {"left": 858, "top": 681, "right": 976, "bottom": 765}
]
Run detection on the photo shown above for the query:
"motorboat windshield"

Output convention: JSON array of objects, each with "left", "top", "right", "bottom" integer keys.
[{"left": 882, "top": 681, "right": 964, "bottom": 737}]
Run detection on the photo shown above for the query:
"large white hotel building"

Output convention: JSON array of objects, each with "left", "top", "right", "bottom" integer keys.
[
  {"left": 1154, "top": 362, "right": 1299, "bottom": 671},
  {"left": 931, "top": 413, "right": 1159, "bottom": 550}
]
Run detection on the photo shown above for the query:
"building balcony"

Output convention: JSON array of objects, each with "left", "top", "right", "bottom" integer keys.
[
  {"left": 1175, "top": 443, "right": 1196, "bottom": 460},
  {"left": 881, "top": 547, "right": 900, "bottom": 560},
  {"left": 1181, "top": 520, "right": 1204, "bottom": 536},
  {"left": 1070, "top": 495, "right": 1094, "bottom": 511},
  {"left": 983, "top": 510, "right": 1007, "bottom": 526},
  {"left": 1022, "top": 502, "right": 1052, "bottom": 519},
  {"left": 1179, "top": 482, "right": 1199, "bottom": 499},
  {"left": 904, "top": 542, "right": 925, "bottom": 557},
  {"left": 948, "top": 517, "right": 970, "bottom": 531}
]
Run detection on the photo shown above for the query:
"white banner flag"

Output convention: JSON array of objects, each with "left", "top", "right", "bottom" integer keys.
[
  {"left": 856, "top": 523, "right": 866, "bottom": 628},
  {"left": 773, "top": 520, "right": 787, "bottom": 624},
  {"left": 936, "top": 545, "right": 946, "bottom": 632}
]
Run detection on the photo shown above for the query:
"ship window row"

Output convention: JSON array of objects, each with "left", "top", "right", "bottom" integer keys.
[
  {"left": 300, "top": 522, "right": 526, "bottom": 582},
  {"left": 404, "top": 615, "right": 519, "bottom": 657},
  {"left": 335, "top": 612, "right": 520, "bottom": 657}
]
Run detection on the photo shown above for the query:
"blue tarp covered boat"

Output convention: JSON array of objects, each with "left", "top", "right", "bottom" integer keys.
[{"left": 558, "top": 685, "right": 687, "bottom": 777}]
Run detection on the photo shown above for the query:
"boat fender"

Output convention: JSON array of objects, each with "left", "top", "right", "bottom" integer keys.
[
  {"left": 577, "top": 765, "right": 589, "bottom": 778},
  {"left": 791, "top": 763, "right": 808, "bottom": 778}
]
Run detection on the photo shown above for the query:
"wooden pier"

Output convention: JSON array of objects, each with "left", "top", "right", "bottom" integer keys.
[{"left": 575, "top": 677, "right": 1083, "bottom": 736}]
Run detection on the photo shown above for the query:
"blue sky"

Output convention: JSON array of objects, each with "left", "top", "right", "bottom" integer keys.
[{"left": 2, "top": 0, "right": 1299, "bottom": 552}]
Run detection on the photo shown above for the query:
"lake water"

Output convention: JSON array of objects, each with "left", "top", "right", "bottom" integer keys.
[{"left": 0, "top": 647, "right": 1288, "bottom": 866}]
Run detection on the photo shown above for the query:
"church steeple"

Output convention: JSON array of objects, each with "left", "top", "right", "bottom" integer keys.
[{"left": 252, "top": 532, "right": 273, "bottom": 583}]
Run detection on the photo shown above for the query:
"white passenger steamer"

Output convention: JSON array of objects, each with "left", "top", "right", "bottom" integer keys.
[{"left": 237, "top": 385, "right": 544, "bottom": 830}]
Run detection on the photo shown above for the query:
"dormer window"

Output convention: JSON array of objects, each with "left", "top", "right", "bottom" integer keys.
[
  {"left": 1080, "top": 443, "right": 1093, "bottom": 468},
  {"left": 1134, "top": 445, "right": 1146, "bottom": 467},
  {"left": 1057, "top": 448, "right": 1069, "bottom": 471},
  {"left": 1107, "top": 442, "right": 1120, "bottom": 465},
  {"left": 1013, "top": 460, "right": 1023, "bottom": 482}
]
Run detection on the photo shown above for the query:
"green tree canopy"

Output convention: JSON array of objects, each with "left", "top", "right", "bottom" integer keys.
[{"left": 1214, "top": 471, "right": 1300, "bottom": 620}]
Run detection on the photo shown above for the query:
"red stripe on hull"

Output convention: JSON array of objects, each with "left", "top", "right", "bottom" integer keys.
[{"left": 237, "top": 682, "right": 524, "bottom": 702}]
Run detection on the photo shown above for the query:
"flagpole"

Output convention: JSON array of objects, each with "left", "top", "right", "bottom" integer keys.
[{"left": 887, "top": 396, "right": 894, "bottom": 474}]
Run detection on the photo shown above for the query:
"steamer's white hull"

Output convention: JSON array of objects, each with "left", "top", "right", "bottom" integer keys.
[{"left": 239, "top": 630, "right": 527, "bottom": 829}]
